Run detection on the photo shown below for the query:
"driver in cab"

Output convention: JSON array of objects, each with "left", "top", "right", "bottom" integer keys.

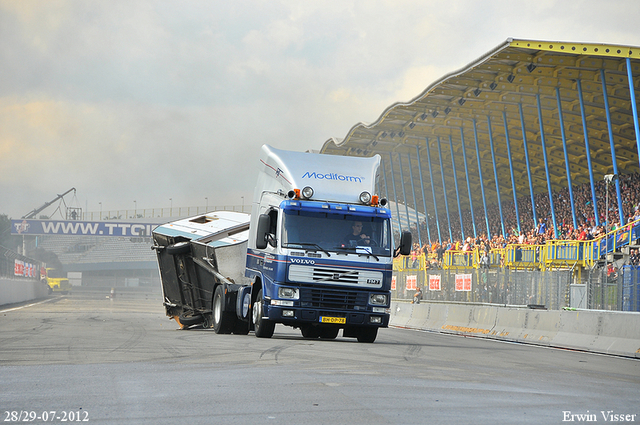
[{"left": 344, "top": 221, "right": 370, "bottom": 246}]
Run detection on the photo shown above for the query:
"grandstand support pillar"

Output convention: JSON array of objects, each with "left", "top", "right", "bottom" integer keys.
[
  {"left": 425, "top": 138, "right": 442, "bottom": 242},
  {"left": 459, "top": 127, "right": 477, "bottom": 238},
  {"left": 397, "top": 152, "right": 413, "bottom": 236},
  {"left": 472, "top": 119, "right": 491, "bottom": 239},
  {"left": 600, "top": 69, "right": 625, "bottom": 226},
  {"left": 387, "top": 153, "right": 404, "bottom": 235},
  {"left": 518, "top": 103, "right": 537, "bottom": 226},
  {"left": 487, "top": 115, "right": 506, "bottom": 238},
  {"left": 448, "top": 135, "right": 465, "bottom": 241},
  {"left": 415, "top": 145, "right": 432, "bottom": 243},
  {"left": 536, "top": 94, "right": 558, "bottom": 239},
  {"left": 406, "top": 152, "right": 422, "bottom": 247},
  {"left": 502, "top": 111, "right": 520, "bottom": 235},
  {"left": 382, "top": 158, "right": 402, "bottom": 237},
  {"left": 436, "top": 136, "right": 453, "bottom": 242},
  {"left": 555, "top": 87, "right": 578, "bottom": 230},
  {"left": 627, "top": 58, "right": 640, "bottom": 173},
  {"left": 577, "top": 79, "right": 600, "bottom": 226}
]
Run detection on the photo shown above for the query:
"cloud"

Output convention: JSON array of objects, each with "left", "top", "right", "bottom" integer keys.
[{"left": 1, "top": 0, "right": 639, "bottom": 219}]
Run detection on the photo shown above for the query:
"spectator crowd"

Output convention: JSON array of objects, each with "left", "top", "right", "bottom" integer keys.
[{"left": 402, "top": 172, "right": 640, "bottom": 267}]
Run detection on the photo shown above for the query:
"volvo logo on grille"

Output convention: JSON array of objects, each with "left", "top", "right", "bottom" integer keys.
[
  {"left": 332, "top": 273, "right": 340, "bottom": 280},
  {"left": 290, "top": 258, "right": 315, "bottom": 265}
]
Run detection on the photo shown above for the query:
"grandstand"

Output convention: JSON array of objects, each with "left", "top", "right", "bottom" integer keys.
[
  {"left": 321, "top": 39, "right": 640, "bottom": 311},
  {"left": 322, "top": 39, "right": 640, "bottom": 243},
  {"left": 35, "top": 233, "right": 159, "bottom": 288}
]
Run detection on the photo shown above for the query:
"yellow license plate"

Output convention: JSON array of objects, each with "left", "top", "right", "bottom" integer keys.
[{"left": 320, "top": 316, "right": 346, "bottom": 324}]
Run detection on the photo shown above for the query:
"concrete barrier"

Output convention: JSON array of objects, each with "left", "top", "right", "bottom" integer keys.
[
  {"left": 390, "top": 300, "right": 640, "bottom": 358},
  {"left": 391, "top": 302, "right": 413, "bottom": 328},
  {"left": 0, "top": 278, "right": 49, "bottom": 307}
]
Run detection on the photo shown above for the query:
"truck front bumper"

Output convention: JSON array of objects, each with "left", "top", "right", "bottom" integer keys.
[{"left": 264, "top": 304, "right": 389, "bottom": 328}]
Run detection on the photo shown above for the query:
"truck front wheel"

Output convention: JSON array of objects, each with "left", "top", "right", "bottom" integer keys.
[
  {"left": 252, "top": 289, "right": 275, "bottom": 338},
  {"left": 356, "top": 327, "right": 378, "bottom": 343}
]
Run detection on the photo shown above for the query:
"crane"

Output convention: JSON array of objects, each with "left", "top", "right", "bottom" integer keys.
[{"left": 22, "top": 188, "right": 77, "bottom": 219}]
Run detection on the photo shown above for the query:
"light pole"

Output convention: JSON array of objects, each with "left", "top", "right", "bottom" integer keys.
[
  {"left": 134, "top": 200, "right": 137, "bottom": 218},
  {"left": 99, "top": 202, "right": 102, "bottom": 220},
  {"left": 169, "top": 198, "right": 173, "bottom": 217},
  {"left": 241, "top": 196, "right": 244, "bottom": 213},
  {"left": 205, "top": 197, "right": 208, "bottom": 212}
]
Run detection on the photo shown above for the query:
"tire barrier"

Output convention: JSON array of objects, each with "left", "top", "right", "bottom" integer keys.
[{"left": 390, "top": 300, "right": 640, "bottom": 358}]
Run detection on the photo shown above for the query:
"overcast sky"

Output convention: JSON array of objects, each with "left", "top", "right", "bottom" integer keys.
[{"left": 1, "top": 0, "right": 639, "bottom": 220}]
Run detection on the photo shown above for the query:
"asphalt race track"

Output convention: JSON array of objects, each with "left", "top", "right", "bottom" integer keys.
[{"left": 1, "top": 289, "right": 638, "bottom": 425}]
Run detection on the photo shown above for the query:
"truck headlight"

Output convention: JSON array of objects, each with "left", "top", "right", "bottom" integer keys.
[
  {"left": 278, "top": 287, "right": 299, "bottom": 300},
  {"left": 369, "top": 294, "right": 388, "bottom": 305}
]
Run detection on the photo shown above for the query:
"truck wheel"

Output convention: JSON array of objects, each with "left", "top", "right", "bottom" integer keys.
[
  {"left": 213, "top": 285, "right": 235, "bottom": 334},
  {"left": 301, "top": 325, "right": 320, "bottom": 339},
  {"left": 357, "top": 327, "right": 378, "bottom": 343},
  {"left": 166, "top": 241, "right": 190, "bottom": 255},
  {"left": 319, "top": 327, "right": 339, "bottom": 340},
  {"left": 252, "top": 289, "right": 275, "bottom": 338},
  {"left": 179, "top": 311, "right": 204, "bottom": 328}
]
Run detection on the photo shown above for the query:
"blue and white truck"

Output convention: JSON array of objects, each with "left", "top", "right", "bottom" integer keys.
[{"left": 152, "top": 145, "right": 411, "bottom": 343}]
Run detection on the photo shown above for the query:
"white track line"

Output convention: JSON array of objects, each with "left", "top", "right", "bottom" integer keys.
[{"left": 0, "top": 297, "right": 59, "bottom": 313}]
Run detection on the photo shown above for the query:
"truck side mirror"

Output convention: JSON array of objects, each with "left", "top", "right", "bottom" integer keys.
[
  {"left": 256, "top": 214, "right": 270, "bottom": 249},
  {"left": 395, "top": 231, "right": 412, "bottom": 257}
]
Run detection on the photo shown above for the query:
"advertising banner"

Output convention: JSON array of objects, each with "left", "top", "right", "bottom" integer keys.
[
  {"left": 14, "top": 259, "right": 36, "bottom": 278},
  {"left": 455, "top": 273, "right": 472, "bottom": 291},
  {"left": 11, "top": 219, "right": 158, "bottom": 237},
  {"left": 391, "top": 275, "right": 396, "bottom": 291},
  {"left": 406, "top": 275, "right": 417, "bottom": 291},
  {"left": 429, "top": 274, "right": 441, "bottom": 291}
]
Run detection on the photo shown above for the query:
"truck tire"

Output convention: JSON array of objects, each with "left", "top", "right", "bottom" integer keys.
[
  {"left": 166, "top": 241, "right": 190, "bottom": 256},
  {"left": 213, "top": 285, "right": 235, "bottom": 334},
  {"left": 357, "top": 327, "right": 378, "bottom": 343},
  {"left": 301, "top": 325, "right": 320, "bottom": 339},
  {"left": 252, "top": 289, "right": 275, "bottom": 338},
  {"left": 319, "top": 327, "right": 339, "bottom": 340}
]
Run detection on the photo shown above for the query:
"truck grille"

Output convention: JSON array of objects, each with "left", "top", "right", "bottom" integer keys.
[
  {"left": 288, "top": 264, "right": 383, "bottom": 288},
  {"left": 300, "top": 288, "right": 368, "bottom": 311}
]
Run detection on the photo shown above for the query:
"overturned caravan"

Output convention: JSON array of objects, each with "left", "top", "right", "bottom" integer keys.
[{"left": 152, "top": 211, "right": 252, "bottom": 333}]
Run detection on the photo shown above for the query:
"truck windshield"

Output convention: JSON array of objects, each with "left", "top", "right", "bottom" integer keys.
[{"left": 282, "top": 209, "right": 391, "bottom": 256}]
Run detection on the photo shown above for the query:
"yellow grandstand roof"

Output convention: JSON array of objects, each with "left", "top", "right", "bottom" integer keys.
[{"left": 321, "top": 38, "right": 640, "bottom": 233}]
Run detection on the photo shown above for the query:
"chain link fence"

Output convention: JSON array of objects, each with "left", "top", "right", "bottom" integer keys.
[
  {"left": 394, "top": 263, "right": 640, "bottom": 312},
  {"left": 393, "top": 268, "right": 572, "bottom": 310}
]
